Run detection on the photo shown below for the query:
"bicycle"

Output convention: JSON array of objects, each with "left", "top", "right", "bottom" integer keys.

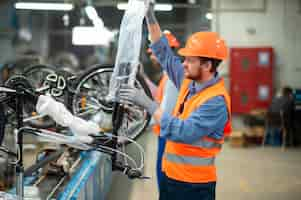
[
  {"left": 22, "top": 63, "right": 152, "bottom": 141},
  {"left": 0, "top": 75, "right": 147, "bottom": 199}
]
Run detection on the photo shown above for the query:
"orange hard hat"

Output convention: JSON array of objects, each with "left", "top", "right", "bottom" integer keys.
[
  {"left": 178, "top": 32, "right": 228, "bottom": 60},
  {"left": 147, "top": 30, "right": 180, "bottom": 53}
]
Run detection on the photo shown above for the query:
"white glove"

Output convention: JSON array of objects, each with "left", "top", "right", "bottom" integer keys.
[{"left": 119, "top": 84, "right": 158, "bottom": 115}]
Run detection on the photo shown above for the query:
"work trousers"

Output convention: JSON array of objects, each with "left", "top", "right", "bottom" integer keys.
[
  {"left": 265, "top": 127, "right": 282, "bottom": 146},
  {"left": 159, "top": 173, "right": 216, "bottom": 200},
  {"left": 156, "top": 136, "right": 166, "bottom": 190}
]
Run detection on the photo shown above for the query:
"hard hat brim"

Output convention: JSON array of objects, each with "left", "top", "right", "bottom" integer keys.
[
  {"left": 178, "top": 48, "right": 227, "bottom": 60},
  {"left": 178, "top": 48, "right": 200, "bottom": 57}
]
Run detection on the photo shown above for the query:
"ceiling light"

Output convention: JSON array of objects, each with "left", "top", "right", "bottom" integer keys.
[
  {"left": 155, "top": 4, "right": 173, "bottom": 11},
  {"left": 72, "top": 26, "right": 115, "bottom": 46},
  {"left": 15, "top": 2, "right": 73, "bottom": 11},
  {"left": 117, "top": 3, "right": 173, "bottom": 11},
  {"left": 188, "top": 0, "right": 196, "bottom": 4},
  {"left": 206, "top": 12, "right": 213, "bottom": 20},
  {"left": 117, "top": 3, "right": 128, "bottom": 10}
]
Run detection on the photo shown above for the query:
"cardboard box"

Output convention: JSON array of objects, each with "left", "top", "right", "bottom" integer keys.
[
  {"left": 244, "top": 126, "right": 265, "bottom": 137},
  {"left": 229, "top": 131, "right": 246, "bottom": 148}
]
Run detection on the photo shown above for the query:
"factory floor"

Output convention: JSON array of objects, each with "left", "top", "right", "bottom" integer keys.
[{"left": 107, "top": 128, "right": 301, "bottom": 200}]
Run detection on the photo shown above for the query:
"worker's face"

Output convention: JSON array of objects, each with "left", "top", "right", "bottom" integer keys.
[{"left": 182, "top": 57, "right": 210, "bottom": 81}]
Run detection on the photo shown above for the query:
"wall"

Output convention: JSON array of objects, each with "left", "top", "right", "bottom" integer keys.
[
  {"left": 0, "top": 2, "right": 49, "bottom": 65},
  {"left": 211, "top": 0, "right": 301, "bottom": 89},
  {"left": 0, "top": 2, "right": 14, "bottom": 64}
]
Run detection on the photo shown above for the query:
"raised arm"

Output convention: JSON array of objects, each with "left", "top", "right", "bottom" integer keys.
[
  {"left": 145, "top": 2, "right": 184, "bottom": 89},
  {"left": 145, "top": 2, "right": 162, "bottom": 43}
]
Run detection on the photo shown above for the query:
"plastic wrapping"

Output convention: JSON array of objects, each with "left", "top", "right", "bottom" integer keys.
[
  {"left": 33, "top": 129, "right": 92, "bottom": 150},
  {"left": 36, "top": 95, "right": 73, "bottom": 126},
  {"left": 69, "top": 117, "right": 100, "bottom": 136},
  {"left": 90, "top": 110, "right": 113, "bottom": 131},
  {"left": 36, "top": 95, "right": 100, "bottom": 136},
  {"left": 107, "top": 0, "right": 147, "bottom": 101},
  {"left": 0, "top": 192, "right": 18, "bottom": 200}
]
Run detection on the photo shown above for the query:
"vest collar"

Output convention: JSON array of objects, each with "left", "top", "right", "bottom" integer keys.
[{"left": 188, "top": 72, "right": 220, "bottom": 96}]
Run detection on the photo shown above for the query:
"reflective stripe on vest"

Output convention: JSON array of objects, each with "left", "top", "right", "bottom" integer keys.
[
  {"left": 165, "top": 153, "right": 215, "bottom": 166},
  {"left": 162, "top": 78, "right": 231, "bottom": 183},
  {"left": 192, "top": 138, "right": 222, "bottom": 149}
]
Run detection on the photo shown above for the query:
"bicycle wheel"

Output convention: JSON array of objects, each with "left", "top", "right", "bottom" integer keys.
[
  {"left": 23, "top": 64, "right": 57, "bottom": 90},
  {"left": 22, "top": 64, "right": 57, "bottom": 128},
  {"left": 71, "top": 64, "right": 152, "bottom": 141}
]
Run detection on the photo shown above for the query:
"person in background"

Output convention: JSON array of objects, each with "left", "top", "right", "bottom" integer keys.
[
  {"left": 147, "top": 30, "right": 180, "bottom": 190},
  {"left": 119, "top": 2, "right": 231, "bottom": 199},
  {"left": 282, "top": 87, "right": 295, "bottom": 146},
  {"left": 265, "top": 86, "right": 295, "bottom": 146}
]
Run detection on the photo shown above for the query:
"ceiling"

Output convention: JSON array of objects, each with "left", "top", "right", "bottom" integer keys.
[{"left": 17, "top": 0, "right": 205, "bottom": 6}]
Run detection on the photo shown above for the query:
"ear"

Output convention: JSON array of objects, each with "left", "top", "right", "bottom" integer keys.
[{"left": 204, "top": 61, "right": 212, "bottom": 72}]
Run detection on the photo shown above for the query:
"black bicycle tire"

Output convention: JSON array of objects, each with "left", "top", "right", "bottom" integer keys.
[
  {"left": 71, "top": 64, "right": 152, "bottom": 141},
  {"left": 23, "top": 64, "right": 57, "bottom": 74}
]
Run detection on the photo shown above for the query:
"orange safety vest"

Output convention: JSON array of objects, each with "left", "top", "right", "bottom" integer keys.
[
  {"left": 152, "top": 74, "right": 169, "bottom": 136},
  {"left": 162, "top": 78, "right": 232, "bottom": 183}
]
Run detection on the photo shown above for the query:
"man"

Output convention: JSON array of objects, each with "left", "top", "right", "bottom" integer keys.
[
  {"left": 119, "top": 2, "right": 231, "bottom": 200},
  {"left": 265, "top": 86, "right": 295, "bottom": 146},
  {"left": 148, "top": 30, "right": 180, "bottom": 190}
]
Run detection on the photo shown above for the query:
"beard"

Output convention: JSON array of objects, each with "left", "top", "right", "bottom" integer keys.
[{"left": 184, "top": 68, "right": 203, "bottom": 80}]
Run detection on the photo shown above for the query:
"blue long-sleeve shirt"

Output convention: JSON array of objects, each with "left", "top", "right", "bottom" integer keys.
[{"left": 150, "top": 36, "right": 228, "bottom": 143}]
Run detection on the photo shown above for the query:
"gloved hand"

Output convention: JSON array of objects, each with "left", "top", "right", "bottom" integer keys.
[
  {"left": 119, "top": 84, "right": 158, "bottom": 115},
  {"left": 145, "top": 0, "right": 157, "bottom": 25}
]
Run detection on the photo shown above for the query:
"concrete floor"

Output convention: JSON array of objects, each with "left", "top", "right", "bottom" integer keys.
[{"left": 107, "top": 128, "right": 301, "bottom": 200}]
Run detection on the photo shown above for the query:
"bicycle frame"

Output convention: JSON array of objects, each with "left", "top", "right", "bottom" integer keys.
[{"left": 0, "top": 81, "right": 35, "bottom": 198}]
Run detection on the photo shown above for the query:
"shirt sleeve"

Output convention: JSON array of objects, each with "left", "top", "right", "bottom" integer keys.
[
  {"left": 160, "top": 79, "right": 179, "bottom": 115},
  {"left": 150, "top": 36, "right": 184, "bottom": 89},
  {"left": 159, "top": 96, "right": 228, "bottom": 143}
]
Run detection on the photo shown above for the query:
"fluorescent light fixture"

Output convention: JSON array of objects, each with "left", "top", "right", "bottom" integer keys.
[
  {"left": 155, "top": 4, "right": 173, "bottom": 11},
  {"left": 117, "top": 3, "right": 128, "bottom": 10},
  {"left": 72, "top": 26, "right": 115, "bottom": 46},
  {"left": 15, "top": 2, "right": 73, "bottom": 11},
  {"left": 188, "top": 0, "right": 196, "bottom": 4},
  {"left": 117, "top": 3, "right": 173, "bottom": 11},
  {"left": 206, "top": 12, "right": 213, "bottom": 20}
]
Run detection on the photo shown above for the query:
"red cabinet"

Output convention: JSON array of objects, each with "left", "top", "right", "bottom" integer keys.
[{"left": 230, "top": 47, "right": 274, "bottom": 114}]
